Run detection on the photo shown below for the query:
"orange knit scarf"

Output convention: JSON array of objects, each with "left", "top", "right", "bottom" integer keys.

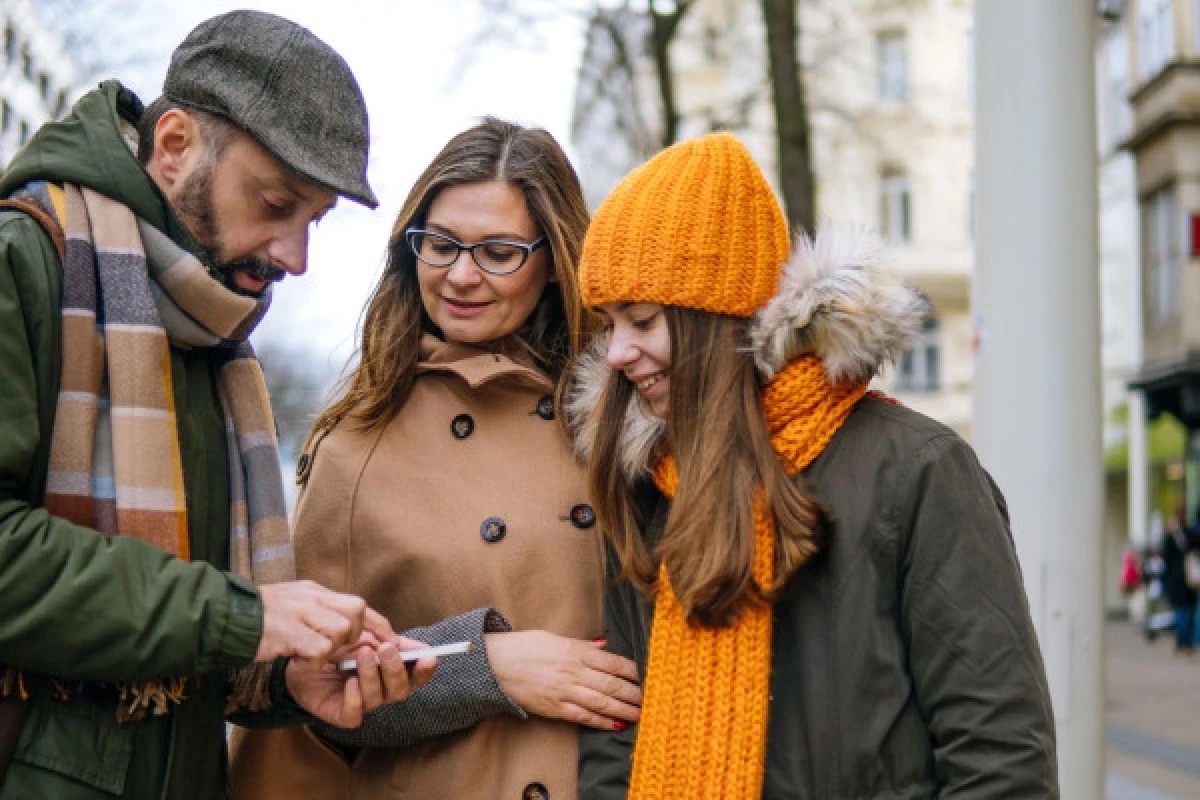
[{"left": 631, "top": 355, "right": 867, "bottom": 800}]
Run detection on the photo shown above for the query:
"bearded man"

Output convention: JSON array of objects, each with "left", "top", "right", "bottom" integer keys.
[{"left": 0, "top": 11, "right": 433, "bottom": 799}]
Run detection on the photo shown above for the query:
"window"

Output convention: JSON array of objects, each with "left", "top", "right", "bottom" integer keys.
[
  {"left": 1, "top": 100, "right": 10, "bottom": 134},
  {"left": 1098, "top": 27, "right": 1132, "bottom": 152},
  {"left": 37, "top": 72, "right": 49, "bottom": 102},
  {"left": 3, "top": 23, "right": 13, "bottom": 64},
  {"left": 880, "top": 169, "right": 912, "bottom": 244},
  {"left": 17, "top": 120, "right": 29, "bottom": 146},
  {"left": 897, "top": 318, "right": 940, "bottom": 392},
  {"left": 1144, "top": 185, "right": 1180, "bottom": 323},
  {"left": 53, "top": 89, "right": 68, "bottom": 118},
  {"left": 876, "top": 30, "right": 908, "bottom": 103},
  {"left": 20, "top": 44, "right": 31, "bottom": 80},
  {"left": 1138, "top": 0, "right": 1174, "bottom": 79}
]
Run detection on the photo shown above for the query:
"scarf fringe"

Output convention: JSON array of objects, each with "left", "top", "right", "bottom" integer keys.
[
  {"left": 1, "top": 667, "right": 27, "bottom": 701},
  {"left": 2, "top": 665, "right": 188, "bottom": 723},
  {"left": 225, "top": 663, "right": 275, "bottom": 716}
]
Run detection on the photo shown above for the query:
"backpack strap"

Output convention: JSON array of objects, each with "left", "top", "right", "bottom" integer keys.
[{"left": 0, "top": 198, "right": 65, "bottom": 263}]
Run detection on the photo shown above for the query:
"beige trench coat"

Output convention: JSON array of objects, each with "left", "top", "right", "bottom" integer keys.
[{"left": 230, "top": 336, "right": 606, "bottom": 800}]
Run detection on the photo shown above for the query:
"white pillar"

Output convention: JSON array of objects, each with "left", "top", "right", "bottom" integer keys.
[
  {"left": 972, "top": 3, "right": 1104, "bottom": 799},
  {"left": 1129, "top": 391, "right": 1149, "bottom": 547}
]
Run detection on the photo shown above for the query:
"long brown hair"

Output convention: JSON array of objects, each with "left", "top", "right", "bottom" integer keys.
[
  {"left": 588, "top": 307, "right": 824, "bottom": 627},
  {"left": 309, "top": 117, "right": 591, "bottom": 442}
]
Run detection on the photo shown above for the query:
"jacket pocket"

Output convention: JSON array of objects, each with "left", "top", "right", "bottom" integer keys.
[{"left": 6, "top": 696, "right": 133, "bottom": 797}]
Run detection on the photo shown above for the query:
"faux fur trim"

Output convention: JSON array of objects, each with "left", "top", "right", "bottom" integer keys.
[
  {"left": 565, "top": 225, "right": 928, "bottom": 479},
  {"left": 750, "top": 225, "right": 930, "bottom": 382},
  {"left": 563, "top": 335, "right": 665, "bottom": 478}
]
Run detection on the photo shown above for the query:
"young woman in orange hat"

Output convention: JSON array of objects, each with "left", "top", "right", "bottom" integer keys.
[{"left": 569, "top": 133, "right": 1059, "bottom": 798}]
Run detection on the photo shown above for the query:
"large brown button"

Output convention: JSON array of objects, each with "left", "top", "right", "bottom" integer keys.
[
  {"left": 569, "top": 503, "right": 596, "bottom": 529},
  {"left": 522, "top": 783, "right": 549, "bottom": 800},
  {"left": 480, "top": 516, "right": 507, "bottom": 543},
  {"left": 535, "top": 394, "right": 555, "bottom": 420},
  {"left": 451, "top": 413, "right": 475, "bottom": 439}
]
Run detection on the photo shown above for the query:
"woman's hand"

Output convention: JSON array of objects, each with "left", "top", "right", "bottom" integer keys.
[
  {"left": 286, "top": 634, "right": 437, "bottom": 729},
  {"left": 485, "top": 630, "right": 642, "bottom": 730}
]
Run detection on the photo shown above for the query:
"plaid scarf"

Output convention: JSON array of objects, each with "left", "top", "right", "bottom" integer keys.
[{"left": 6, "top": 180, "right": 295, "bottom": 720}]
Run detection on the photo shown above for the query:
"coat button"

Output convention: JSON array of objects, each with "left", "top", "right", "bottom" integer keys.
[
  {"left": 522, "top": 784, "right": 549, "bottom": 800},
  {"left": 569, "top": 503, "right": 596, "bottom": 529},
  {"left": 480, "top": 516, "right": 507, "bottom": 543},
  {"left": 535, "top": 394, "right": 555, "bottom": 420},
  {"left": 451, "top": 413, "right": 475, "bottom": 439}
]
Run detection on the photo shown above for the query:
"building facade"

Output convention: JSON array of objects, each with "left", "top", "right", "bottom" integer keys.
[
  {"left": 1121, "top": 0, "right": 1200, "bottom": 552},
  {"left": 0, "top": 0, "right": 76, "bottom": 167}
]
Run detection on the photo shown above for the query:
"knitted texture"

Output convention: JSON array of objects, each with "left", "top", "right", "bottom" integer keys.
[
  {"left": 633, "top": 355, "right": 867, "bottom": 800},
  {"left": 579, "top": 133, "right": 788, "bottom": 318}
]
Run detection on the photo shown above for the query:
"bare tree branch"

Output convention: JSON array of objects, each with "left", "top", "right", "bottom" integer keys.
[{"left": 32, "top": 0, "right": 171, "bottom": 88}]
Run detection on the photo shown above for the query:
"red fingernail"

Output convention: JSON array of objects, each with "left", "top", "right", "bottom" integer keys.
[
  {"left": 614, "top": 720, "right": 627, "bottom": 731},
  {"left": 593, "top": 638, "right": 607, "bottom": 647}
]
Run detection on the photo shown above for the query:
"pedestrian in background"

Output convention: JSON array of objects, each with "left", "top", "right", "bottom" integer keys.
[
  {"left": 231, "top": 118, "right": 642, "bottom": 800},
  {"left": 0, "top": 11, "right": 433, "bottom": 800},
  {"left": 1163, "top": 503, "right": 1199, "bottom": 657},
  {"left": 569, "top": 133, "right": 1059, "bottom": 798}
]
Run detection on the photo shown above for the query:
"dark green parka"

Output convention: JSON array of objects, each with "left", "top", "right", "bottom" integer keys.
[
  {"left": 566, "top": 230, "right": 1059, "bottom": 798},
  {"left": 0, "top": 82, "right": 302, "bottom": 800}
]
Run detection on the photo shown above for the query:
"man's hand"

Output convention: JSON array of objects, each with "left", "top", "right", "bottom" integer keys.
[
  {"left": 256, "top": 580, "right": 395, "bottom": 662},
  {"left": 285, "top": 636, "right": 438, "bottom": 728}
]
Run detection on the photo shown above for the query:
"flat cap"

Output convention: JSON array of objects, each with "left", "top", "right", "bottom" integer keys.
[{"left": 164, "top": 10, "right": 377, "bottom": 208}]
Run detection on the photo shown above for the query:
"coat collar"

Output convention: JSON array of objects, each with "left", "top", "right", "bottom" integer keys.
[{"left": 417, "top": 333, "right": 553, "bottom": 392}]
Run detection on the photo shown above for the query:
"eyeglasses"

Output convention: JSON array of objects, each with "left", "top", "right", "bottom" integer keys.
[{"left": 405, "top": 228, "right": 547, "bottom": 276}]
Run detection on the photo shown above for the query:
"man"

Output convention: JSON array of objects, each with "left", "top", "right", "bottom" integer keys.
[{"left": 0, "top": 11, "right": 432, "bottom": 799}]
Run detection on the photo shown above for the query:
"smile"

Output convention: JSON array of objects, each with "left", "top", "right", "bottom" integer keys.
[
  {"left": 635, "top": 373, "right": 663, "bottom": 391},
  {"left": 443, "top": 297, "right": 491, "bottom": 315}
]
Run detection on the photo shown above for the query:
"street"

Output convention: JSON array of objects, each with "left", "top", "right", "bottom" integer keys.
[{"left": 1106, "top": 620, "right": 1200, "bottom": 799}]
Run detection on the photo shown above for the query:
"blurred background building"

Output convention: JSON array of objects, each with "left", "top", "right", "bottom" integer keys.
[
  {"left": 0, "top": 0, "right": 75, "bottom": 167},
  {"left": 1121, "top": 0, "right": 1200, "bottom": 579}
]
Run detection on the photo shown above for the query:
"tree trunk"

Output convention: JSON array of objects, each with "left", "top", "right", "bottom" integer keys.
[
  {"left": 648, "top": 1, "right": 692, "bottom": 148},
  {"left": 760, "top": 0, "right": 816, "bottom": 233}
]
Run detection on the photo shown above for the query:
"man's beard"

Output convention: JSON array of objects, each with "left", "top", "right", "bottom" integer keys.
[{"left": 172, "top": 163, "right": 285, "bottom": 295}]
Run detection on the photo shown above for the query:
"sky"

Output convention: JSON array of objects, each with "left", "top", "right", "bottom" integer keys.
[{"left": 115, "top": 0, "right": 588, "bottom": 377}]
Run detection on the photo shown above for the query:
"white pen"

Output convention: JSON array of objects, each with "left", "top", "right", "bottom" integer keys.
[{"left": 336, "top": 640, "right": 472, "bottom": 672}]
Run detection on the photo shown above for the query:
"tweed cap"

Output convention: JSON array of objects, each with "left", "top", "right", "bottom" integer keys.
[
  {"left": 579, "top": 133, "right": 788, "bottom": 317},
  {"left": 164, "top": 10, "right": 377, "bottom": 208}
]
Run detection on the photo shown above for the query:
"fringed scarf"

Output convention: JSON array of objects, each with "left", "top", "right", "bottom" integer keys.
[
  {"left": 630, "top": 355, "right": 867, "bottom": 799},
  {"left": 0, "top": 181, "right": 295, "bottom": 721}
]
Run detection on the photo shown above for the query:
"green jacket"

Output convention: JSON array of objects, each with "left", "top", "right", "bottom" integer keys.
[
  {"left": 578, "top": 398, "right": 1059, "bottom": 798},
  {"left": 0, "top": 82, "right": 302, "bottom": 800}
]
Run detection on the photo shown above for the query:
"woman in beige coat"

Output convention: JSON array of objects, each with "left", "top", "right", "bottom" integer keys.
[{"left": 230, "top": 119, "right": 641, "bottom": 800}]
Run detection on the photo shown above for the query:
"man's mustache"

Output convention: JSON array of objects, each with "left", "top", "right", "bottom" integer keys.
[{"left": 222, "top": 257, "right": 286, "bottom": 284}]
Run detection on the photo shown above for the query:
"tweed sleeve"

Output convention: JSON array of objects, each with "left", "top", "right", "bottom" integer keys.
[{"left": 311, "top": 607, "right": 526, "bottom": 748}]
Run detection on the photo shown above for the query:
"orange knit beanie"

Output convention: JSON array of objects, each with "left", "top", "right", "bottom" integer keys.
[{"left": 579, "top": 133, "right": 789, "bottom": 318}]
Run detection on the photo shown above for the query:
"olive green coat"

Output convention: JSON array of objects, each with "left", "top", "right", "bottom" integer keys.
[{"left": 0, "top": 82, "right": 302, "bottom": 800}]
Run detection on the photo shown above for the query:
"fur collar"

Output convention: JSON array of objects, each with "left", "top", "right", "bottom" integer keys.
[{"left": 564, "top": 226, "right": 929, "bottom": 478}]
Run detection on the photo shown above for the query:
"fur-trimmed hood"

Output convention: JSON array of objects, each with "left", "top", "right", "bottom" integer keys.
[{"left": 564, "top": 226, "right": 930, "bottom": 478}]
